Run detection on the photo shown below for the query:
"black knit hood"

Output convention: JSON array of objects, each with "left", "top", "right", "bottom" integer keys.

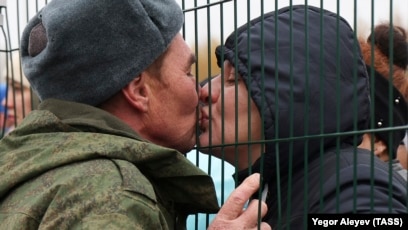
[{"left": 216, "top": 5, "right": 370, "bottom": 179}]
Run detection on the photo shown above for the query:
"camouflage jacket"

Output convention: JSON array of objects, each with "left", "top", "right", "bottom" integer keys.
[{"left": 0, "top": 99, "right": 219, "bottom": 230}]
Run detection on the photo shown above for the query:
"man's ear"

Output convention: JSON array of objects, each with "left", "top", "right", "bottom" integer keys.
[{"left": 121, "top": 74, "right": 149, "bottom": 112}]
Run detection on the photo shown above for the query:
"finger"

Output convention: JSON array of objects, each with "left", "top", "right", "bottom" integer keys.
[
  {"left": 217, "top": 173, "right": 261, "bottom": 220},
  {"left": 247, "top": 222, "right": 272, "bottom": 230},
  {"left": 258, "top": 222, "right": 272, "bottom": 230},
  {"left": 241, "top": 199, "right": 268, "bottom": 226}
]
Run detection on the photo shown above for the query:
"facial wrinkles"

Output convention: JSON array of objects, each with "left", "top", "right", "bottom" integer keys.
[{"left": 146, "top": 35, "right": 198, "bottom": 153}]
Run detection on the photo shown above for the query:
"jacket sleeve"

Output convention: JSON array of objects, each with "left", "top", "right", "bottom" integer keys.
[{"left": 315, "top": 164, "right": 407, "bottom": 213}]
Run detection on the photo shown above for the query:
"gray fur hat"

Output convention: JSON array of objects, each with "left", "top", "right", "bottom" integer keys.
[{"left": 20, "top": 0, "right": 184, "bottom": 106}]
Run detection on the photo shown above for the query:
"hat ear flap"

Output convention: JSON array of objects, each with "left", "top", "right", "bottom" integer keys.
[{"left": 28, "top": 22, "right": 47, "bottom": 57}]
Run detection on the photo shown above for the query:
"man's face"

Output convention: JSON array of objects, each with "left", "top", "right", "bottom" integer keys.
[{"left": 143, "top": 34, "right": 199, "bottom": 154}]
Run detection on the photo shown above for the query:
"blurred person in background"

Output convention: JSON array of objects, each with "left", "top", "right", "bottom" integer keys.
[
  {"left": 0, "top": 55, "right": 35, "bottom": 136},
  {"left": 357, "top": 72, "right": 408, "bottom": 180},
  {"left": 359, "top": 22, "right": 408, "bottom": 171},
  {"left": 403, "top": 134, "right": 408, "bottom": 168},
  {"left": 199, "top": 5, "right": 407, "bottom": 229},
  {"left": 0, "top": 82, "right": 6, "bottom": 137}
]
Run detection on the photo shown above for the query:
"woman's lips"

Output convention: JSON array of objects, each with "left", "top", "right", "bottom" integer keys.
[{"left": 199, "top": 109, "right": 209, "bottom": 132}]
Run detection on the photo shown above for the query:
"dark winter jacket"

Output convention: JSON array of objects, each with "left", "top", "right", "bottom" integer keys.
[
  {"left": 216, "top": 5, "right": 408, "bottom": 229},
  {"left": 0, "top": 99, "right": 219, "bottom": 230}
]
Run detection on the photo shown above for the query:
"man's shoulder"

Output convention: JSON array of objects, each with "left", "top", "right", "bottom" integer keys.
[
  {"left": 0, "top": 158, "right": 162, "bottom": 228},
  {"left": 7, "top": 158, "right": 156, "bottom": 203},
  {"left": 60, "top": 158, "right": 157, "bottom": 202}
]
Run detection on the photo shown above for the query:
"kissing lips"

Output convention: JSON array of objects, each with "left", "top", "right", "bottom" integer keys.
[{"left": 199, "top": 109, "right": 209, "bottom": 133}]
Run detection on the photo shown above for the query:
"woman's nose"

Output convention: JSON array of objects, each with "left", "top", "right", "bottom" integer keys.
[
  {"left": 199, "top": 84, "right": 210, "bottom": 105},
  {"left": 199, "top": 80, "right": 219, "bottom": 105}
]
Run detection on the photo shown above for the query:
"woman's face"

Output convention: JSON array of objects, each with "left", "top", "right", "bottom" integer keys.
[{"left": 199, "top": 61, "right": 263, "bottom": 170}]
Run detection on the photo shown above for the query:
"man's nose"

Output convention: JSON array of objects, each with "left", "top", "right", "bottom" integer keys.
[{"left": 199, "top": 75, "right": 221, "bottom": 105}]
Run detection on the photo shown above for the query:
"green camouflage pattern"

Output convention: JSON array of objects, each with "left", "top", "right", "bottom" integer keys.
[{"left": 0, "top": 99, "right": 219, "bottom": 229}]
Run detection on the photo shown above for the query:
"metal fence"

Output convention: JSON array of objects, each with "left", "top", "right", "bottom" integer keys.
[{"left": 1, "top": 0, "right": 407, "bottom": 229}]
